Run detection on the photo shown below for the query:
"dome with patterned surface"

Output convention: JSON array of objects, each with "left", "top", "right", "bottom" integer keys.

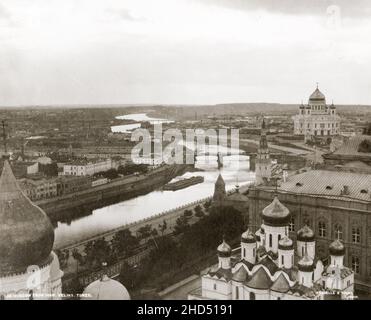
[
  {"left": 217, "top": 239, "right": 231, "bottom": 257},
  {"left": 297, "top": 225, "right": 315, "bottom": 242},
  {"left": 329, "top": 239, "right": 345, "bottom": 256},
  {"left": 261, "top": 196, "right": 291, "bottom": 227},
  {"left": 309, "top": 87, "right": 326, "bottom": 104},
  {"left": 0, "top": 160, "right": 54, "bottom": 275}
]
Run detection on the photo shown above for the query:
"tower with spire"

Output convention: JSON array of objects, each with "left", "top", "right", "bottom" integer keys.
[
  {"left": 255, "top": 118, "right": 272, "bottom": 186},
  {"left": 213, "top": 173, "right": 226, "bottom": 207}
]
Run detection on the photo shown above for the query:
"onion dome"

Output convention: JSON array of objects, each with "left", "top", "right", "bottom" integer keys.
[
  {"left": 298, "top": 254, "right": 314, "bottom": 272},
  {"left": 297, "top": 225, "right": 315, "bottom": 242},
  {"left": 50, "top": 252, "right": 64, "bottom": 282},
  {"left": 261, "top": 196, "right": 291, "bottom": 227},
  {"left": 0, "top": 161, "right": 55, "bottom": 275},
  {"left": 82, "top": 274, "right": 131, "bottom": 300},
  {"left": 309, "top": 86, "right": 326, "bottom": 104},
  {"left": 329, "top": 239, "right": 345, "bottom": 256},
  {"left": 241, "top": 229, "right": 256, "bottom": 244},
  {"left": 217, "top": 239, "right": 231, "bottom": 257},
  {"left": 278, "top": 236, "right": 294, "bottom": 251}
]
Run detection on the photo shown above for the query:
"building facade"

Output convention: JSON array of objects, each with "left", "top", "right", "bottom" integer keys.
[
  {"left": 63, "top": 159, "right": 112, "bottom": 176},
  {"left": 293, "top": 86, "right": 340, "bottom": 138},
  {"left": 189, "top": 196, "right": 354, "bottom": 300},
  {"left": 248, "top": 169, "right": 371, "bottom": 292},
  {"left": 255, "top": 119, "right": 273, "bottom": 186}
]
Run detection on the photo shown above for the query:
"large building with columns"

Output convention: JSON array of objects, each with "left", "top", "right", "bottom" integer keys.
[
  {"left": 189, "top": 196, "right": 354, "bottom": 300},
  {"left": 293, "top": 85, "right": 341, "bottom": 138}
]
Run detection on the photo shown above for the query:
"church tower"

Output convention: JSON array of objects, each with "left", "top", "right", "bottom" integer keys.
[
  {"left": 0, "top": 159, "right": 63, "bottom": 300},
  {"left": 213, "top": 174, "right": 226, "bottom": 207},
  {"left": 255, "top": 118, "right": 272, "bottom": 186}
]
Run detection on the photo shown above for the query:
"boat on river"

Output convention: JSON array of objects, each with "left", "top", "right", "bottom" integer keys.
[{"left": 163, "top": 176, "right": 205, "bottom": 191}]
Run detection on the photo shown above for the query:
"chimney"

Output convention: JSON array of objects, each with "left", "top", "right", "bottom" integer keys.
[{"left": 341, "top": 185, "right": 350, "bottom": 195}]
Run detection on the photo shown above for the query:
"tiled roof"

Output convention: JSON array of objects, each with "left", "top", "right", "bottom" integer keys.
[
  {"left": 259, "top": 256, "right": 279, "bottom": 275},
  {"left": 280, "top": 170, "right": 371, "bottom": 202}
]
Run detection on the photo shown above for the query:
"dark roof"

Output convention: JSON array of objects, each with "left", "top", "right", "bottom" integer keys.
[
  {"left": 245, "top": 267, "right": 272, "bottom": 290},
  {"left": 271, "top": 273, "right": 290, "bottom": 293},
  {"left": 262, "top": 196, "right": 291, "bottom": 226},
  {"left": 232, "top": 266, "right": 248, "bottom": 282},
  {"left": 260, "top": 256, "right": 279, "bottom": 275},
  {"left": 0, "top": 161, "right": 54, "bottom": 275},
  {"left": 208, "top": 268, "right": 232, "bottom": 281}
]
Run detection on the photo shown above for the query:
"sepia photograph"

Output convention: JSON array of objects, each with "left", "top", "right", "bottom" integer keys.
[{"left": 1, "top": 0, "right": 371, "bottom": 308}]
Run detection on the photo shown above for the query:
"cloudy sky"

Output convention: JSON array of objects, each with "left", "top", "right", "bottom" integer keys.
[{"left": 0, "top": 0, "right": 370, "bottom": 106}]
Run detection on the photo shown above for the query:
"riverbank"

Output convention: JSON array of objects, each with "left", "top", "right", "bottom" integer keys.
[{"left": 36, "top": 164, "right": 192, "bottom": 222}]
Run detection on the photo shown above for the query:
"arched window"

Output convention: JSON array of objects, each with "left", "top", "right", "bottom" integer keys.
[
  {"left": 334, "top": 224, "right": 343, "bottom": 240},
  {"left": 289, "top": 217, "right": 295, "bottom": 232},
  {"left": 352, "top": 227, "right": 361, "bottom": 243},
  {"left": 213, "top": 283, "right": 217, "bottom": 290},
  {"left": 235, "top": 287, "right": 239, "bottom": 299},
  {"left": 318, "top": 221, "right": 326, "bottom": 237},
  {"left": 269, "top": 234, "right": 272, "bottom": 247},
  {"left": 281, "top": 255, "right": 284, "bottom": 265},
  {"left": 250, "top": 292, "right": 255, "bottom": 300},
  {"left": 352, "top": 256, "right": 360, "bottom": 274}
]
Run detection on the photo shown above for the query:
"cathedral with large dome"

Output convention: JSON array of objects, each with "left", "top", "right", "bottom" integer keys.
[
  {"left": 0, "top": 159, "right": 63, "bottom": 300},
  {"left": 292, "top": 85, "right": 341, "bottom": 139},
  {"left": 188, "top": 195, "right": 355, "bottom": 300}
]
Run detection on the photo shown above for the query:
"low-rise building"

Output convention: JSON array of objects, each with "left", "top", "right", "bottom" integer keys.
[
  {"left": 63, "top": 159, "right": 112, "bottom": 176},
  {"left": 19, "top": 177, "right": 58, "bottom": 201}
]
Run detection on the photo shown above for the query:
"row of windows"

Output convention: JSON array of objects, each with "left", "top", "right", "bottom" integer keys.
[{"left": 289, "top": 218, "right": 362, "bottom": 243}]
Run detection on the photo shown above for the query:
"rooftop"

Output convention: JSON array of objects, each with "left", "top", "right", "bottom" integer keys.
[{"left": 278, "top": 169, "right": 371, "bottom": 202}]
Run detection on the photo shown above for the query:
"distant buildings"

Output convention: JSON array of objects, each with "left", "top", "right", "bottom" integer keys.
[
  {"left": 63, "top": 159, "right": 113, "bottom": 176},
  {"left": 293, "top": 86, "right": 340, "bottom": 138},
  {"left": 189, "top": 196, "right": 354, "bottom": 300}
]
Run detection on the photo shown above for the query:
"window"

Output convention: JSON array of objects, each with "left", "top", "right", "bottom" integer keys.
[
  {"left": 318, "top": 221, "right": 326, "bottom": 237},
  {"left": 243, "top": 248, "right": 246, "bottom": 258},
  {"left": 281, "top": 255, "right": 284, "bottom": 265},
  {"left": 289, "top": 218, "right": 295, "bottom": 232},
  {"left": 250, "top": 292, "right": 255, "bottom": 300},
  {"left": 352, "top": 256, "right": 360, "bottom": 274},
  {"left": 235, "top": 287, "right": 239, "bottom": 299},
  {"left": 334, "top": 224, "right": 343, "bottom": 240},
  {"left": 352, "top": 227, "right": 361, "bottom": 243},
  {"left": 269, "top": 234, "right": 272, "bottom": 248},
  {"left": 213, "top": 283, "right": 217, "bottom": 290}
]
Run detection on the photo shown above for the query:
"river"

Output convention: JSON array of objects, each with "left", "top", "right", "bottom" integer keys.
[{"left": 53, "top": 114, "right": 255, "bottom": 248}]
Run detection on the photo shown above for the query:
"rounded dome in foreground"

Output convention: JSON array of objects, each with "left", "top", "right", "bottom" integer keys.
[
  {"left": 262, "top": 196, "right": 291, "bottom": 227},
  {"left": 0, "top": 161, "right": 54, "bottom": 275},
  {"left": 82, "top": 275, "right": 131, "bottom": 300},
  {"left": 329, "top": 239, "right": 345, "bottom": 256},
  {"left": 297, "top": 225, "right": 315, "bottom": 242},
  {"left": 217, "top": 239, "right": 231, "bottom": 257}
]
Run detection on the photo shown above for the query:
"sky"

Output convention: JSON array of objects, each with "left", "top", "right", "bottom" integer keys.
[{"left": 0, "top": 0, "right": 371, "bottom": 106}]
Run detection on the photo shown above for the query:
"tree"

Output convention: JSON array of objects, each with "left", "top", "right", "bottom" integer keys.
[
  {"left": 174, "top": 216, "right": 190, "bottom": 235},
  {"left": 55, "top": 249, "right": 69, "bottom": 269},
  {"left": 183, "top": 209, "right": 193, "bottom": 218},
  {"left": 83, "top": 238, "right": 113, "bottom": 268},
  {"left": 194, "top": 205, "right": 204, "bottom": 217},
  {"left": 158, "top": 220, "right": 168, "bottom": 236},
  {"left": 111, "top": 229, "right": 139, "bottom": 258},
  {"left": 137, "top": 224, "right": 155, "bottom": 240},
  {"left": 358, "top": 139, "right": 371, "bottom": 153}
]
